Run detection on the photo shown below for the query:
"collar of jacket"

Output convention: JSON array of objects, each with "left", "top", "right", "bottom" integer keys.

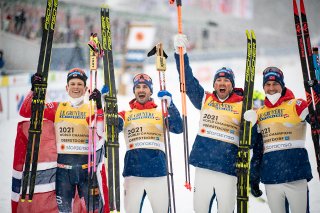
[
  {"left": 211, "top": 90, "right": 243, "bottom": 103},
  {"left": 264, "top": 87, "right": 295, "bottom": 108},
  {"left": 129, "top": 98, "right": 158, "bottom": 110}
]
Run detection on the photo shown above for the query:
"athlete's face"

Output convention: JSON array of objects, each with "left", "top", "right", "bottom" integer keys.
[
  {"left": 134, "top": 83, "right": 152, "bottom": 105},
  {"left": 263, "top": 81, "right": 282, "bottom": 95},
  {"left": 66, "top": 78, "right": 87, "bottom": 99},
  {"left": 214, "top": 77, "right": 233, "bottom": 100}
]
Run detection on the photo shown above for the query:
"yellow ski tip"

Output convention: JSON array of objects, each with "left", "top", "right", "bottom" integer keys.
[
  {"left": 251, "top": 30, "right": 256, "bottom": 39},
  {"left": 101, "top": 4, "right": 110, "bottom": 9},
  {"left": 245, "top": 30, "right": 250, "bottom": 37}
]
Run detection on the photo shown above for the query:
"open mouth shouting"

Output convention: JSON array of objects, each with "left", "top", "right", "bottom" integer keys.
[
  {"left": 136, "top": 92, "right": 148, "bottom": 103},
  {"left": 219, "top": 87, "right": 227, "bottom": 94}
]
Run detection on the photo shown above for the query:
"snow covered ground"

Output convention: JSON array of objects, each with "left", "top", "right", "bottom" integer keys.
[{"left": 0, "top": 54, "right": 319, "bottom": 212}]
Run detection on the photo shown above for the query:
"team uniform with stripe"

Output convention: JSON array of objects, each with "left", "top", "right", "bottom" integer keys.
[
  {"left": 19, "top": 91, "right": 108, "bottom": 213},
  {"left": 11, "top": 120, "right": 89, "bottom": 213}
]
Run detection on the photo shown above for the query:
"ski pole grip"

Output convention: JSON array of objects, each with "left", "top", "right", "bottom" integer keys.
[
  {"left": 90, "top": 55, "right": 97, "bottom": 70},
  {"left": 156, "top": 56, "right": 166, "bottom": 71},
  {"left": 155, "top": 43, "right": 167, "bottom": 71}
]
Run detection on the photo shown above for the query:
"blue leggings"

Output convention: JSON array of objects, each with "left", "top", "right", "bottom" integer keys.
[{"left": 56, "top": 166, "right": 100, "bottom": 212}]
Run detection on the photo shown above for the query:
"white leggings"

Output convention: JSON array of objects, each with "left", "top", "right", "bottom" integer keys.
[
  {"left": 124, "top": 176, "right": 168, "bottom": 213},
  {"left": 193, "top": 167, "right": 237, "bottom": 213},
  {"left": 265, "top": 179, "right": 308, "bottom": 213}
]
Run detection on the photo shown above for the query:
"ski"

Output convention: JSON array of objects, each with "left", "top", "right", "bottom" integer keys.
[
  {"left": 147, "top": 43, "right": 176, "bottom": 213},
  {"left": 293, "top": 0, "right": 320, "bottom": 178},
  {"left": 236, "top": 30, "right": 256, "bottom": 213},
  {"left": 21, "top": 0, "right": 58, "bottom": 202},
  {"left": 101, "top": 7, "right": 120, "bottom": 212}
]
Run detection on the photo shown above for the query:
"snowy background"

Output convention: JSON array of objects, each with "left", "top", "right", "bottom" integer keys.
[{"left": 0, "top": 53, "right": 320, "bottom": 212}]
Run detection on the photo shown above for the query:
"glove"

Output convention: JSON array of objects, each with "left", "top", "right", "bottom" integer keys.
[
  {"left": 174, "top": 34, "right": 188, "bottom": 54},
  {"left": 89, "top": 88, "right": 102, "bottom": 109},
  {"left": 30, "top": 73, "right": 43, "bottom": 91},
  {"left": 250, "top": 183, "right": 263, "bottom": 197},
  {"left": 306, "top": 79, "right": 320, "bottom": 94},
  {"left": 101, "top": 85, "right": 109, "bottom": 97},
  {"left": 157, "top": 90, "right": 172, "bottom": 108},
  {"left": 243, "top": 109, "right": 257, "bottom": 125}
]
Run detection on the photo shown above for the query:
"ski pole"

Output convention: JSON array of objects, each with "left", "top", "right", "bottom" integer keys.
[
  {"left": 87, "top": 32, "right": 103, "bottom": 212},
  {"left": 148, "top": 43, "right": 176, "bottom": 213},
  {"left": 169, "top": 0, "right": 191, "bottom": 190}
]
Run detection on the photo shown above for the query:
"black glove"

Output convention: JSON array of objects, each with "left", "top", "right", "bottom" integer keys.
[
  {"left": 31, "top": 73, "right": 43, "bottom": 91},
  {"left": 89, "top": 88, "right": 102, "bottom": 109},
  {"left": 250, "top": 183, "right": 263, "bottom": 197}
]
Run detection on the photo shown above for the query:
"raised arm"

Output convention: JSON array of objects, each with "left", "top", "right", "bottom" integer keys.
[{"left": 174, "top": 53, "right": 205, "bottom": 110}]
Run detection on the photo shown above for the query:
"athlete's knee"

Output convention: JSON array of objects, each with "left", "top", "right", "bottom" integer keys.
[{"left": 56, "top": 195, "right": 72, "bottom": 213}]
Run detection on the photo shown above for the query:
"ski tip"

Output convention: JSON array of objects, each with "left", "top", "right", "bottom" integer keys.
[
  {"left": 245, "top": 30, "right": 251, "bottom": 39},
  {"left": 101, "top": 4, "right": 110, "bottom": 9},
  {"left": 251, "top": 30, "right": 256, "bottom": 40},
  {"left": 293, "top": 0, "right": 298, "bottom": 15},
  {"left": 300, "top": 0, "right": 305, "bottom": 14}
]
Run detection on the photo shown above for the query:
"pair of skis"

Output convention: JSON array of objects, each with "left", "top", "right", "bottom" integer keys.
[
  {"left": 236, "top": 30, "right": 256, "bottom": 213},
  {"left": 293, "top": 0, "right": 320, "bottom": 179},
  {"left": 101, "top": 7, "right": 120, "bottom": 212},
  {"left": 21, "top": 0, "right": 58, "bottom": 202}
]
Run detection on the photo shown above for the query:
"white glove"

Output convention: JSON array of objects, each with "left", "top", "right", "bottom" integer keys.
[
  {"left": 174, "top": 34, "right": 188, "bottom": 54},
  {"left": 243, "top": 109, "right": 257, "bottom": 125},
  {"left": 157, "top": 90, "right": 172, "bottom": 108},
  {"left": 160, "top": 95, "right": 172, "bottom": 108}
]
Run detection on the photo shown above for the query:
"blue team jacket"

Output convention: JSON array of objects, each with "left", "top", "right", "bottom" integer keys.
[
  {"left": 250, "top": 88, "right": 313, "bottom": 185},
  {"left": 118, "top": 98, "right": 183, "bottom": 177},
  {"left": 174, "top": 53, "right": 245, "bottom": 177}
]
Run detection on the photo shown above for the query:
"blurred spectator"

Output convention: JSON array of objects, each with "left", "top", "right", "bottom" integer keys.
[
  {"left": 14, "top": 9, "right": 26, "bottom": 34},
  {"left": 0, "top": 50, "right": 5, "bottom": 70},
  {"left": 4, "top": 14, "right": 11, "bottom": 31}
]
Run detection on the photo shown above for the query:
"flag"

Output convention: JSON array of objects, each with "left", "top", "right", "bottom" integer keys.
[{"left": 126, "top": 25, "right": 156, "bottom": 50}]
